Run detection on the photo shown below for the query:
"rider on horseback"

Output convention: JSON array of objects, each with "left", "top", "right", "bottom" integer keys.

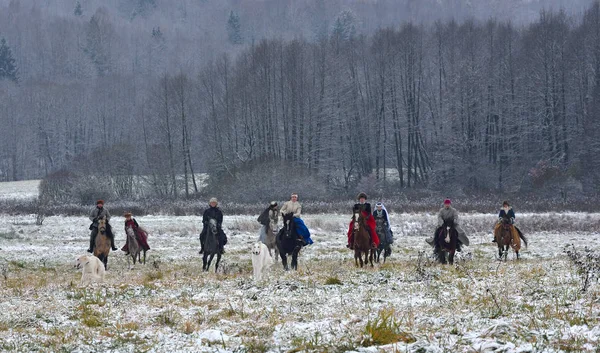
[
  {"left": 347, "top": 192, "right": 380, "bottom": 250},
  {"left": 492, "top": 201, "right": 527, "bottom": 245},
  {"left": 199, "top": 198, "right": 227, "bottom": 255},
  {"left": 258, "top": 201, "right": 279, "bottom": 244},
  {"left": 427, "top": 199, "right": 468, "bottom": 252},
  {"left": 87, "top": 200, "right": 117, "bottom": 253},
  {"left": 121, "top": 212, "right": 150, "bottom": 255},
  {"left": 373, "top": 202, "right": 393, "bottom": 245},
  {"left": 279, "top": 193, "right": 313, "bottom": 245}
]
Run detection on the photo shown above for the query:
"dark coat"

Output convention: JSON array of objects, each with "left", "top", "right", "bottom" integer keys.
[
  {"left": 200, "top": 206, "right": 227, "bottom": 248},
  {"left": 353, "top": 202, "right": 372, "bottom": 214},
  {"left": 498, "top": 208, "right": 515, "bottom": 219},
  {"left": 499, "top": 208, "right": 516, "bottom": 223},
  {"left": 203, "top": 206, "right": 223, "bottom": 228}
]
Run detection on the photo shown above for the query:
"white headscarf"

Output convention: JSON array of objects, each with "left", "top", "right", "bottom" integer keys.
[{"left": 374, "top": 202, "right": 391, "bottom": 225}]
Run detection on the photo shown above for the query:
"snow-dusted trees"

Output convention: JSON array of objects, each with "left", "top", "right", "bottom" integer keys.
[{"left": 0, "top": 37, "right": 18, "bottom": 82}]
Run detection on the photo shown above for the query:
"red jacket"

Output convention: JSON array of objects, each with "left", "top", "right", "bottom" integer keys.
[{"left": 347, "top": 210, "right": 380, "bottom": 246}]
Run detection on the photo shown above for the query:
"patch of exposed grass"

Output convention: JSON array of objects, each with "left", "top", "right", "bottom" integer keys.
[
  {"left": 240, "top": 338, "right": 271, "bottom": 353},
  {"left": 363, "top": 308, "right": 416, "bottom": 346},
  {"left": 324, "top": 276, "right": 343, "bottom": 285},
  {"left": 144, "top": 270, "right": 164, "bottom": 282},
  {"left": 181, "top": 320, "right": 197, "bottom": 335},
  {"left": 80, "top": 306, "right": 103, "bottom": 328},
  {"left": 155, "top": 308, "right": 178, "bottom": 327}
]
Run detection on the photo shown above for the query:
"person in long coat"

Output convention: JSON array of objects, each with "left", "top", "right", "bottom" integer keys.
[
  {"left": 347, "top": 192, "right": 380, "bottom": 250},
  {"left": 87, "top": 200, "right": 118, "bottom": 253},
  {"left": 121, "top": 212, "right": 150, "bottom": 255},
  {"left": 199, "top": 198, "right": 227, "bottom": 254}
]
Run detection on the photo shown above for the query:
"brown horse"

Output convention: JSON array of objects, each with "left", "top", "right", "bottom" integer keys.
[
  {"left": 494, "top": 218, "right": 521, "bottom": 260},
  {"left": 125, "top": 226, "right": 146, "bottom": 268},
  {"left": 353, "top": 211, "right": 374, "bottom": 267},
  {"left": 434, "top": 221, "right": 458, "bottom": 265},
  {"left": 93, "top": 217, "right": 111, "bottom": 270}
]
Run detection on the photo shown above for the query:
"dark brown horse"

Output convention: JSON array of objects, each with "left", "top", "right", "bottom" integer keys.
[
  {"left": 93, "top": 217, "right": 111, "bottom": 270},
  {"left": 434, "top": 221, "right": 458, "bottom": 265},
  {"left": 202, "top": 219, "right": 222, "bottom": 272},
  {"left": 375, "top": 218, "right": 391, "bottom": 264},
  {"left": 494, "top": 218, "right": 521, "bottom": 260},
  {"left": 353, "top": 211, "right": 374, "bottom": 267}
]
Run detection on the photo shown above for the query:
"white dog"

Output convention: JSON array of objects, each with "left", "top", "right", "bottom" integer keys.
[
  {"left": 75, "top": 254, "right": 105, "bottom": 286},
  {"left": 251, "top": 242, "right": 273, "bottom": 281}
]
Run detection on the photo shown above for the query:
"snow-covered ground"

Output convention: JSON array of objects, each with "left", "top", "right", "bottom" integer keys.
[
  {"left": 0, "top": 180, "right": 40, "bottom": 200},
  {"left": 0, "top": 212, "right": 599, "bottom": 352}
]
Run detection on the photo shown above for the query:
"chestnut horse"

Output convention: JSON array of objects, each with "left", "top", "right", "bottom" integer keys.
[
  {"left": 93, "top": 217, "right": 111, "bottom": 270},
  {"left": 353, "top": 211, "right": 374, "bottom": 267},
  {"left": 434, "top": 221, "right": 458, "bottom": 265},
  {"left": 494, "top": 218, "right": 521, "bottom": 260}
]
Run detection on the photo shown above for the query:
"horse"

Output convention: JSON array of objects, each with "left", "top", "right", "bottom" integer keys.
[
  {"left": 434, "top": 221, "right": 458, "bottom": 265},
  {"left": 125, "top": 226, "right": 146, "bottom": 268},
  {"left": 276, "top": 213, "right": 303, "bottom": 271},
  {"left": 494, "top": 217, "right": 521, "bottom": 260},
  {"left": 202, "top": 218, "right": 222, "bottom": 272},
  {"left": 353, "top": 211, "right": 374, "bottom": 268},
  {"left": 375, "top": 218, "right": 392, "bottom": 264},
  {"left": 93, "top": 217, "right": 111, "bottom": 270},
  {"left": 259, "top": 222, "right": 279, "bottom": 259}
]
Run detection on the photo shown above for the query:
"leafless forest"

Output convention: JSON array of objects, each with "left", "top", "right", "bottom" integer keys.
[{"left": 1, "top": 0, "right": 599, "bottom": 206}]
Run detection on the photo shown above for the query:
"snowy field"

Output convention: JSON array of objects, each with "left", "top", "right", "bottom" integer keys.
[
  {"left": 0, "top": 212, "right": 599, "bottom": 352},
  {"left": 0, "top": 180, "right": 40, "bottom": 200}
]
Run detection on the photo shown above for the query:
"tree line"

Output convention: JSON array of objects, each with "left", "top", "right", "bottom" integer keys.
[{"left": 1, "top": 1, "right": 600, "bottom": 201}]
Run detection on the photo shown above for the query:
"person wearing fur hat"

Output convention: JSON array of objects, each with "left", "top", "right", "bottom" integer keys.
[
  {"left": 87, "top": 200, "right": 118, "bottom": 253},
  {"left": 347, "top": 192, "right": 380, "bottom": 250},
  {"left": 258, "top": 201, "right": 279, "bottom": 244},
  {"left": 199, "top": 198, "right": 227, "bottom": 254},
  {"left": 426, "top": 199, "right": 469, "bottom": 251},
  {"left": 121, "top": 212, "right": 151, "bottom": 255}
]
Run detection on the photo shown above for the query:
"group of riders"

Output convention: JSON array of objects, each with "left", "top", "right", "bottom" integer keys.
[{"left": 86, "top": 193, "right": 526, "bottom": 259}]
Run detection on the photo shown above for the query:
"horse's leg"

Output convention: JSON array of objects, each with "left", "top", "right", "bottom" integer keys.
[
  {"left": 280, "top": 252, "right": 289, "bottom": 271},
  {"left": 202, "top": 253, "right": 208, "bottom": 271},
  {"left": 369, "top": 249, "right": 374, "bottom": 267},
  {"left": 215, "top": 253, "right": 221, "bottom": 273},
  {"left": 438, "top": 249, "right": 446, "bottom": 264},
  {"left": 448, "top": 250, "right": 455, "bottom": 265},
  {"left": 207, "top": 253, "right": 215, "bottom": 272},
  {"left": 291, "top": 248, "right": 299, "bottom": 271},
  {"left": 143, "top": 251, "right": 146, "bottom": 265},
  {"left": 104, "top": 256, "right": 108, "bottom": 271}
]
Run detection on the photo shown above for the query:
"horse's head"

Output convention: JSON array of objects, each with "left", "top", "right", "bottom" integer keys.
[
  {"left": 209, "top": 218, "right": 218, "bottom": 235},
  {"left": 126, "top": 226, "right": 135, "bottom": 239},
  {"left": 97, "top": 217, "right": 106, "bottom": 235},
  {"left": 281, "top": 212, "right": 295, "bottom": 239}
]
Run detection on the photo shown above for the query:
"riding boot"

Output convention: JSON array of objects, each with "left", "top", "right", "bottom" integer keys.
[
  {"left": 110, "top": 236, "right": 118, "bottom": 251},
  {"left": 456, "top": 241, "right": 462, "bottom": 252},
  {"left": 492, "top": 238, "right": 497, "bottom": 243},
  {"left": 87, "top": 233, "right": 96, "bottom": 253}
]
